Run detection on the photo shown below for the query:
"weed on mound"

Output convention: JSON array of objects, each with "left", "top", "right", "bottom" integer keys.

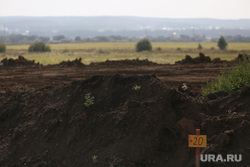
[{"left": 203, "top": 57, "right": 250, "bottom": 95}]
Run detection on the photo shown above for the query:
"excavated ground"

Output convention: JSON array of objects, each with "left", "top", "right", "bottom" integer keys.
[{"left": 0, "top": 55, "right": 249, "bottom": 167}]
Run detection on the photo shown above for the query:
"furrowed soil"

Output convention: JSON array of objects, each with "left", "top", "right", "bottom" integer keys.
[{"left": 0, "top": 57, "right": 250, "bottom": 167}]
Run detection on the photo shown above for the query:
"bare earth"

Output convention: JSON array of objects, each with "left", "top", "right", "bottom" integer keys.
[
  {"left": 0, "top": 62, "right": 229, "bottom": 94},
  {"left": 1, "top": 58, "right": 250, "bottom": 167}
]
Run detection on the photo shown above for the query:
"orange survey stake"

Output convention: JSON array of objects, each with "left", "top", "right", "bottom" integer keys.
[{"left": 188, "top": 135, "right": 207, "bottom": 148}]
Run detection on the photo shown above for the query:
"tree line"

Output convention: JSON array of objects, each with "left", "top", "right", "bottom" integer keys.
[{"left": 1, "top": 34, "right": 250, "bottom": 44}]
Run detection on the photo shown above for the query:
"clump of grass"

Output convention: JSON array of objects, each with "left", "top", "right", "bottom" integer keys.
[
  {"left": 156, "top": 47, "right": 162, "bottom": 51},
  {"left": 202, "top": 59, "right": 250, "bottom": 95},
  {"left": 132, "top": 85, "right": 141, "bottom": 91},
  {"left": 84, "top": 93, "right": 95, "bottom": 107},
  {"left": 176, "top": 47, "right": 182, "bottom": 51},
  {"left": 92, "top": 155, "right": 98, "bottom": 165},
  {"left": 62, "top": 49, "right": 70, "bottom": 53},
  {"left": 97, "top": 49, "right": 109, "bottom": 54}
]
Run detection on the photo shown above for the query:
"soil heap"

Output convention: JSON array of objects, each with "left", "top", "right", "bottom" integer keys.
[
  {"left": 58, "top": 58, "right": 84, "bottom": 66},
  {"left": 0, "top": 74, "right": 250, "bottom": 167},
  {"left": 175, "top": 53, "right": 227, "bottom": 64},
  {"left": 90, "top": 59, "right": 157, "bottom": 66},
  {"left": 1, "top": 56, "right": 39, "bottom": 66}
]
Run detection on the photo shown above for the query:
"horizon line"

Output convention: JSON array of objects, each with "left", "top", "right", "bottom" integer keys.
[{"left": 0, "top": 15, "right": 250, "bottom": 20}]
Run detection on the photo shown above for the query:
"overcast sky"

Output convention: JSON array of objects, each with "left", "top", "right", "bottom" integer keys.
[{"left": 0, "top": 0, "right": 250, "bottom": 19}]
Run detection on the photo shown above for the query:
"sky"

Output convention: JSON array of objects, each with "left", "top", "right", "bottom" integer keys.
[{"left": 0, "top": 0, "right": 250, "bottom": 19}]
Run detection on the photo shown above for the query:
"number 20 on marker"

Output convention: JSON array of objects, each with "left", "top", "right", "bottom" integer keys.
[{"left": 188, "top": 135, "right": 207, "bottom": 148}]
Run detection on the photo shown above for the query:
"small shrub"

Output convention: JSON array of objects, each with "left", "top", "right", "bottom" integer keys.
[
  {"left": 0, "top": 43, "right": 6, "bottom": 53},
  {"left": 202, "top": 59, "right": 250, "bottom": 95},
  {"left": 156, "top": 47, "right": 162, "bottom": 51},
  {"left": 62, "top": 49, "right": 70, "bottom": 53},
  {"left": 132, "top": 85, "right": 141, "bottom": 91},
  {"left": 176, "top": 47, "right": 182, "bottom": 51},
  {"left": 92, "top": 155, "right": 98, "bottom": 165},
  {"left": 136, "top": 38, "right": 152, "bottom": 52},
  {"left": 210, "top": 47, "right": 215, "bottom": 50},
  {"left": 84, "top": 93, "right": 95, "bottom": 107},
  {"left": 197, "top": 43, "right": 203, "bottom": 50},
  {"left": 97, "top": 49, "right": 109, "bottom": 54},
  {"left": 227, "top": 110, "right": 232, "bottom": 115},
  {"left": 28, "top": 42, "right": 51, "bottom": 52}
]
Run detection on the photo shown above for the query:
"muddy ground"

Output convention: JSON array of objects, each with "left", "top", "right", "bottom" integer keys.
[{"left": 0, "top": 55, "right": 250, "bottom": 167}]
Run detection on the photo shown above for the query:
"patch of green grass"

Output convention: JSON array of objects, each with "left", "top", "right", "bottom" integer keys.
[
  {"left": 202, "top": 59, "right": 250, "bottom": 95},
  {"left": 92, "top": 155, "right": 98, "bottom": 165},
  {"left": 84, "top": 93, "right": 95, "bottom": 107}
]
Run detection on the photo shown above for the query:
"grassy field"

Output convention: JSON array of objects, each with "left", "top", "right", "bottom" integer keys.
[{"left": 2, "top": 42, "right": 250, "bottom": 65}]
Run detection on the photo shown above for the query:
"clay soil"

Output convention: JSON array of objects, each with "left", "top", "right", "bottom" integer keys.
[{"left": 0, "top": 58, "right": 250, "bottom": 167}]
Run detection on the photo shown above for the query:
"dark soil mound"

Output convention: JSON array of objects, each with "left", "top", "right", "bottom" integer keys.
[
  {"left": 58, "top": 58, "right": 84, "bottom": 66},
  {"left": 211, "top": 57, "right": 227, "bottom": 64},
  {"left": 0, "top": 56, "right": 39, "bottom": 66},
  {"left": 90, "top": 59, "right": 158, "bottom": 66},
  {"left": 234, "top": 54, "right": 250, "bottom": 62},
  {"left": 0, "top": 75, "right": 250, "bottom": 167},
  {"left": 175, "top": 53, "right": 226, "bottom": 64}
]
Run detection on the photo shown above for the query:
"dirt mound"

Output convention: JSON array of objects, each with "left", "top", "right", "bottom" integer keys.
[
  {"left": 58, "top": 58, "right": 84, "bottom": 66},
  {"left": 175, "top": 53, "right": 227, "bottom": 64},
  {"left": 90, "top": 59, "right": 158, "bottom": 66},
  {"left": 0, "top": 56, "right": 39, "bottom": 66},
  {"left": 0, "top": 75, "right": 250, "bottom": 166},
  {"left": 234, "top": 54, "right": 250, "bottom": 62}
]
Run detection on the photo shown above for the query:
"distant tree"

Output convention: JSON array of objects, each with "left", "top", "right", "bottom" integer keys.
[
  {"left": 60, "top": 38, "right": 73, "bottom": 43},
  {"left": 27, "top": 35, "right": 38, "bottom": 41},
  {"left": 28, "top": 42, "right": 51, "bottom": 52},
  {"left": 0, "top": 36, "right": 6, "bottom": 43},
  {"left": 217, "top": 36, "right": 228, "bottom": 50},
  {"left": 39, "top": 36, "right": 50, "bottom": 43},
  {"left": 110, "top": 35, "right": 123, "bottom": 41},
  {"left": 95, "top": 36, "right": 109, "bottom": 42},
  {"left": 0, "top": 43, "right": 6, "bottom": 53},
  {"left": 75, "top": 36, "right": 82, "bottom": 42},
  {"left": 53, "top": 35, "right": 66, "bottom": 41},
  {"left": 9, "top": 34, "right": 25, "bottom": 43},
  {"left": 136, "top": 38, "right": 152, "bottom": 52},
  {"left": 197, "top": 43, "right": 203, "bottom": 50},
  {"left": 180, "top": 35, "right": 191, "bottom": 42}
]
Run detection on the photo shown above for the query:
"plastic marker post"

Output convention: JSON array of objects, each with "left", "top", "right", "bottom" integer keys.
[
  {"left": 188, "top": 129, "right": 207, "bottom": 167},
  {"left": 196, "top": 129, "right": 200, "bottom": 167}
]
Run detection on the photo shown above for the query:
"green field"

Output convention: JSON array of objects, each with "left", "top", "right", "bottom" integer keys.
[{"left": 1, "top": 42, "right": 250, "bottom": 65}]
